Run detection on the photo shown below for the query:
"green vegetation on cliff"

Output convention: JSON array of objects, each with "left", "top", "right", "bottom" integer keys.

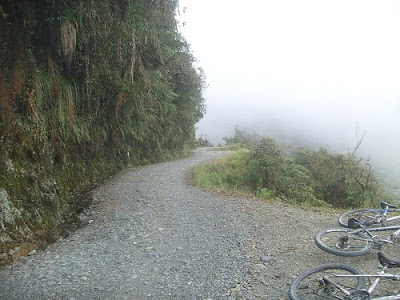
[{"left": 0, "top": 0, "right": 205, "bottom": 254}]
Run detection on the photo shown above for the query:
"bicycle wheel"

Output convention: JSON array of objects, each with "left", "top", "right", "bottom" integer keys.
[
  {"left": 339, "top": 208, "right": 400, "bottom": 228},
  {"left": 289, "top": 263, "right": 366, "bottom": 300},
  {"left": 338, "top": 208, "right": 380, "bottom": 228},
  {"left": 315, "top": 227, "right": 373, "bottom": 256}
]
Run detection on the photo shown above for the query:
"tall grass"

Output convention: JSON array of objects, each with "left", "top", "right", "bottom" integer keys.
[{"left": 192, "top": 151, "right": 254, "bottom": 195}]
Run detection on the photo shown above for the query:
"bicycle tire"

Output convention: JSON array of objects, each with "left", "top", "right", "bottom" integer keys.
[
  {"left": 338, "top": 208, "right": 380, "bottom": 228},
  {"left": 315, "top": 227, "right": 373, "bottom": 256},
  {"left": 289, "top": 263, "right": 365, "bottom": 300},
  {"left": 339, "top": 208, "right": 400, "bottom": 228}
]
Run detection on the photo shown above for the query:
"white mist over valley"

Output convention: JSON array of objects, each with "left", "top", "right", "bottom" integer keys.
[{"left": 178, "top": 0, "right": 400, "bottom": 194}]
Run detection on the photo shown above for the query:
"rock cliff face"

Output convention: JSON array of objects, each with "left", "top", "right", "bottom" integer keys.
[
  {"left": 0, "top": 189, "right": 22, "bottom": 232},
  {"left": 0, "top": 0, "right": 205, "bottom": 264},
  {"left": 0, "top": 161, "right": 86, "bottom": 265}
]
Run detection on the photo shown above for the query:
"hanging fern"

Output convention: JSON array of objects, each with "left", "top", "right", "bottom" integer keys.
[{"left": 0, "top": 0, "right": 206, "bottom": 241}]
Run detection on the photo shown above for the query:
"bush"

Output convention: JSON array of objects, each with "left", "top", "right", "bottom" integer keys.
[
  {"left": 293, "top": 147, "right": 384, "bottom": 208},
  {"left": 192, "top": 151, "right": 251, "bottom": 192},
  {"left": 223, "top": 126, "right": 261, "bottom": 148},
  {"left": 193, "top": 134, "right": 387, "bottom": 209},
  {"left": 196, "top": 135, "right": 213, "bottom": 147}
]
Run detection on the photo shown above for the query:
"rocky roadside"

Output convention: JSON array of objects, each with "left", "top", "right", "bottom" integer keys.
[{"left": 0, "top": 148, "right": 394, "bottom": 299}]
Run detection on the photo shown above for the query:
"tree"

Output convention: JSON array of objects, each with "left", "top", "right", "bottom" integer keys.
[{"left": 251, "top": 138, "right": 283, "bottom": 190}]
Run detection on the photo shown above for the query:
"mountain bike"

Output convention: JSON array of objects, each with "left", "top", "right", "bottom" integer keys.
[
  {"left": 338, "top": 202, "right": 400, "bottom": 228},
  {"left": 315, "top": 223, "right": 400, "bottom": 256},
  {"left": 289, "top": 251, "right": 400, "bottom": 299}
]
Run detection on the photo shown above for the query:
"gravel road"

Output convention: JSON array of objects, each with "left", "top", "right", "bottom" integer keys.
[{"left": 0, "top": 148, "right": 394, "bottom": 299}]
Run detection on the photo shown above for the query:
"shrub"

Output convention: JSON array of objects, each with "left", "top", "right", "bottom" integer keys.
[
  {"left": 193, "top": 135, "right": 387, "bottom": 209},
  {"left": 293, "top": 147, "right": 384, "bottom": 208},
  {"left": 223, "top": 126, "right": 261, "bottom": 148}
]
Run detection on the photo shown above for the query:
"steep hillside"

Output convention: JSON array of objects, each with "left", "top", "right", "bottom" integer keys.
[{"left": 0, "top": 0, "right": 205, "bottom": 263}]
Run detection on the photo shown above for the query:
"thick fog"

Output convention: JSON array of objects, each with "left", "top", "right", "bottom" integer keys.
[{"left": 178, "top": 0, "right": 400, "bottom": 191}]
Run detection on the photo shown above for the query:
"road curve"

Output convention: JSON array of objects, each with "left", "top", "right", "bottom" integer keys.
[
  {"left": 0, "top": 148, "right": 373, "bottom": 299},
  {"left": 0, "top": 149, "right": 252, "bottom": 299}
]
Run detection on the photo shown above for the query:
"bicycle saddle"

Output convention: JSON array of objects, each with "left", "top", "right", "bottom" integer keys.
[
  {"left": 381, "top": 201, "right": 397, "bottom": 209},
  {"left": 377, "top": 251, "right": 400, "bottom": 268}
]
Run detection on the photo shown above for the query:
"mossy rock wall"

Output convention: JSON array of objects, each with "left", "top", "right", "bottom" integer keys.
[{"left": 0, "top": 0, "right": 205, "bottom": 263}]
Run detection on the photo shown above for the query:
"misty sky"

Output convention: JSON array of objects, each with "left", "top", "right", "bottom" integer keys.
[{"left": 178, "top": 0, "right": 400, "bottom": 186}]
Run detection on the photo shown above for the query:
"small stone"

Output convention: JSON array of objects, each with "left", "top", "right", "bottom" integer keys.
[
  {"left": 260, "top": 255, "right": 273, "bottom": 263},
  {"left": 28, "top": 249, "right": 37, "bottom": 256},
  {"left": 8, "top": 247, "right": 20, "bottom": 256}
]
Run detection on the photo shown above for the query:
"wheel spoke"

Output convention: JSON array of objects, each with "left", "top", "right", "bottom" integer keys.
[
  {"left": 325, "top": 232, "right": 370, "bottom": 253},
  {"left": 290, "top": 264, "right": 365, "bottom": 300},
  {"left": 315, "top": 228, "right": 373, "bottom": 256}
]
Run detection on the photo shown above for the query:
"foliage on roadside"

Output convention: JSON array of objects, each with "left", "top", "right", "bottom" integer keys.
[
  {"left": 0, "top": 0, "right": 205, "bottom": 247},
  {"left": 196, "top": 134, "right": 213, "bottom": 147},
  {"left": 193, "top": 132, "right": 387, "bottom": 209},
  {"left": 293, "top": 147, "right": 384, "bottom": 208},
  {"left": 192, "top": 150, "right": 253, "bottom": 194},
  {"left": 223, "top": 126, "right": 261, "bottom": 149}
]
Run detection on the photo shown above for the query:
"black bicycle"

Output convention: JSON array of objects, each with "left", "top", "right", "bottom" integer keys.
[{"left": 289, "top": 251, "right": 400, "bottom": 299}]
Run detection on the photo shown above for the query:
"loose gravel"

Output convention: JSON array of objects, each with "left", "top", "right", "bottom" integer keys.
[{"left": 0, "top": 148, "right": 396, "bottom": 299}]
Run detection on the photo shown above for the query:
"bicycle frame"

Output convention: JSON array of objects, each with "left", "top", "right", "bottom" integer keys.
[
  {"left": 331, "top": 265, "right": 400, "bottom": 299},
  {"left": 348, "top": 225, "right": 400, "bottom": 243},
  {"left": 385, "top": 215, "right": 400, "bottom": 223},
  {"left": 368, "top": 208, "right": 400, "bottom": 224}
]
